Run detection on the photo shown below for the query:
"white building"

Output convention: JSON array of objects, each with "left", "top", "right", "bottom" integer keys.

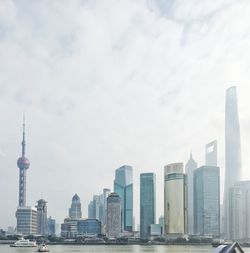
[{"left": 16, "top": 206, "right": 37, "bottom": 235}]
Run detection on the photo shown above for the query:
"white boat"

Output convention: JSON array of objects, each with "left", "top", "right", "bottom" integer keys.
[
  {"left": 10, "top": 238, "right": 37, "bottom": 247},
  {"left": 38, "top": 243, "right": 50, "bottom": 252}
]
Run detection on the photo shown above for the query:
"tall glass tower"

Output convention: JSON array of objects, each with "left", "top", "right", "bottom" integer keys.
[
  {"left": 194, "top": 166, "right": 220, "bottom": 236},
  {"left": 185, "top": 153, "right": 197, "bottom": 235},
  {"left": 140, "top": 173, "right": 156, "bottom": 239},
  {"left": 114, "top": 165, "right": 133, "bottom": 231},
  {"left": 224, "top": 86, "right": 242, "bottom": 238}
]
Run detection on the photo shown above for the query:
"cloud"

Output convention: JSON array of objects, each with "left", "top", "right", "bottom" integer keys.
[{"left": 0, "top": 0, "right": 250, "bottom": 229}]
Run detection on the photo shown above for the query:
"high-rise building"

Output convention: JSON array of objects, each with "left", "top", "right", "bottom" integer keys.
[
  {"left": 36, "top": 199, "right": 48, "bottom": 236},
  {"left": 205, "top": 140, "right": 217, "bottom": 166},
  {"left": 185, "top": 153, "right": 197, "bottom": 235},
  {"left": 88, "top": 200, "right": 95, "bottom": 219},
  {"left": 114, "top": 165, "right": 133, "bottom": 231},
  {"left": 17, "top": 115, "right": 30, "bottom": 207},
  {"left": 229, "top": 181, "right": 250, "bottom": 240},
  {"left": 224, "top": 86, "right": 242, "bottom": 238},
  {"left": 16, "top": 206, "right": 37, "bottom": 235},
  {"left": 164, "top": 163, "right": 187, "bottom": 237},
  {"left": 140, "top": 173, "right": 156, "bottom": 239},
  {"left": 193, "top": 166, "right": 220, "bottom": 236},
  {"left": 69, "top": 194, "right": 82, "bottom": 219},
  {"left": 47, "top": 216, "right": 56, "bottom": 236},
  {"left": 107, "top": 192, "right": 121, "bottom": 238},
  {"left": 102, "top": 188, "right": 111, "bottom": 232}
]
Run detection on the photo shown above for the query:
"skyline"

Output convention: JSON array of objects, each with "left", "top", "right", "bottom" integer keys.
[{"left": 1, "top": 0, "right": 250, "bottom": 230}]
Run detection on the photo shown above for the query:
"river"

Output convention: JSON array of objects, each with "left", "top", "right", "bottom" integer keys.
[{"left": 0, "top": 244, "right": 250, "bottom": 253}]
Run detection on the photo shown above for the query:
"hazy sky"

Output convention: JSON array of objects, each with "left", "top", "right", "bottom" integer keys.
[{"left": 1, "top": 0, "right": 250, "bottom": 230}]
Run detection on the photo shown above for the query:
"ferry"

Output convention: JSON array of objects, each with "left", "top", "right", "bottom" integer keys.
[{"left": 10, "top": 238, "right": 37, "bottom": 247}]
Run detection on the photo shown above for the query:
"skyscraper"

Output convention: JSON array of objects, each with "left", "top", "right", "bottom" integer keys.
[
  {"left": 185, "top": 153, "right": 197, "bottom": 235},
  {"left": 102, "top": 188, "right": 111, "bottom": 232},
  {"left": 229, "top": 181, "right": 250, "bottom": 240},
  {"left": 164, "top": 163, "right": 187, "bottom": 237},
  {"left": 69, "top": 194, "right": 82, "bottom": 219},
  {"left": 107, "top": 192, "right": 121, "bottom": 238},
  {"left": 36, "top": 199, "right": 48, "bottom": 236},
  {"left": 114, "top": 165, "right": 133, "bottom": 231},
  {"left": 140, "top": 173, "right": 156, "bottom": 239},
  {"left": 224, "top": 86, "right": 242, "bottom": 237},
  {"left": 193, "top": 166, "right": 220, "bottom": 236},
  {"left": 47, "top": 216, "right": 56, "bottom": 236},
  {"left": 205, "top": 140, "right": 217, "bottom": 166}
]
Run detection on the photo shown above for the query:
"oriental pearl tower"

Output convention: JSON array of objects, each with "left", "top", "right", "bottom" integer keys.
[{"left": 17, "top": 115, "right": 30, "bottom": 207}]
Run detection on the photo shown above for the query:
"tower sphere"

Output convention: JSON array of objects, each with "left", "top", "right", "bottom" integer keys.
[{"left": 17, "top": 156, "right": 30, "bottom": 169}]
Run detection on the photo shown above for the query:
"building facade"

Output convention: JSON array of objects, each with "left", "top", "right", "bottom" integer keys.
[
  {"left": 36, "top": 199, "right": 48, "bottom": 236},
  {"left": 114, "top": 165, "right": 133, "bottom": 231},
  {"left": 107, "top": 192, "right": 121, "bottom": 238},
  {"left": 185, "top": 154, "right": 197, "bottom": 235},
  {"left": 205, "top": 140, "right": 217, "bottom": 167},
  {"left": 164, "top": 163, "right": 187, "bottom": 237},
  {"left": 77, "top": 219, "right": 101, "bottom": 237},
  {"left": 16, "top": 206, "right": 37, "bottom": 235},
  {"left": 193, "top": 166, "right": 220, "bottom": 236},
  {"left": 61, "top": 218, "right": 78, "bottom": 238},
  {"left": 224, "top": 86, "right": 242, "bottom": 238},
  {"left": 140, "top": 173, "right": 156, "bottom": 239},
  {"left": 69, "top": 194, "right": 82, "bottom": 219},
  {"left": 229, "top": 181, "right": 250, "bottom": 240},
  {"left": 47, "top": 216, "right": 56, "bottom": 236}
]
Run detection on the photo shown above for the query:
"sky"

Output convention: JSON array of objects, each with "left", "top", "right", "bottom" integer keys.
[{"left": 1, "top": 0, "right": 250, "bottom": 230}]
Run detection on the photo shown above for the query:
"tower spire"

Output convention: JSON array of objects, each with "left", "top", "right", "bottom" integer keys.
[{"left": 22, "top": 113, "right": 26, "bottom": 157}]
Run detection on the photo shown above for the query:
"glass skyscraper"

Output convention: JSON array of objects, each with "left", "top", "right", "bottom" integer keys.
[
  {"left": 224, "top": 86, "right": 242, "bottom": 238},
  {"left": 114, "top": 165, "right": 133, "bottom": 231},
  {"left": 185, "top": 154, "right": 197, "bottom": 235},
  {"left": 194, "top": 166, "right": 220, "bottom": 236},
  {"left": 140, "top": 173, "right": 156, "bottom": 239}
]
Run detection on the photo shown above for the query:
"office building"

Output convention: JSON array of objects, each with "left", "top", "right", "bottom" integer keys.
[
  {"left": 69, "top": 194, "right": 82, "bottom": 219},
  {"left": 140, "top": 173, "right": 156, "bottom": 239},
  {"left": 185, "top": 153, "right": 197, "bottom": 235},
  {"left": 193, "top": 166, "right": 220, "bottom": 236},
  {"left": 229, "top": 181, "right": 250, "bottom": 240},
  {"left": 205, "top": 140, "right": 217, "bottom": 166},
  {"left": 61, "top": 218, "right": 78, "bottom": 238},
  {"left": 114, "top": 165, "right": 133, "bottom": 231},
  {"left": 164, "top": 163, "right": 187, "bottom": 237},
  {"left": 16, "top": 206, "right": 37, "bottom": 235},
  {"left": 107, "top": 192, "right": 121, "bottom": 238},
  {"left": 224, "top": 86, "right": 242, "bottom": 237},
  {"left": 36, "top": 199, "right": 48, "bottom": 236},
  {"left": 77, "top": 219, "right": 101, "bottom": 237},
  {"left": 47, "top": 216, "right": 56, "bottom": 235}
]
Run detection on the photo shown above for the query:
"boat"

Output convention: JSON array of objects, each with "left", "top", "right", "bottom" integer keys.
[
  {"left": 38, "top": 243, "right": 50, "bottom": 252},
  {"left": 10, "top": 238, "right": 37, "bottom": 247}
]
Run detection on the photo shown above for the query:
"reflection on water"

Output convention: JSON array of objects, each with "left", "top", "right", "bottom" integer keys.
[{"left": 1, "top": 244, "right": 250, "bottom": 253}]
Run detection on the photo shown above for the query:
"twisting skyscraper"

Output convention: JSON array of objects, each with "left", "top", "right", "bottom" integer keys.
[{"left": 224, "top": 86, "right": 242, "bottom": 238}]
